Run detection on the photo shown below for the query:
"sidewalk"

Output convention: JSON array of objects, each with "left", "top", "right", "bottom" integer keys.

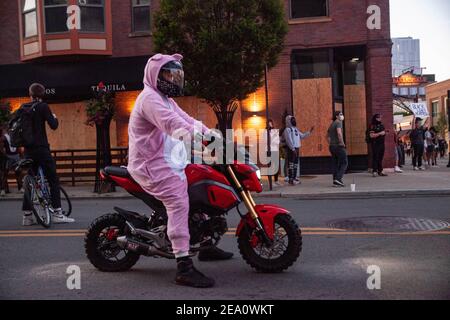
[
  {"left": 1, "top": 158, "right": 449, "bottom": 201},
  {"left": 259, "top": 157, "right": 450, "bottom": 199}
]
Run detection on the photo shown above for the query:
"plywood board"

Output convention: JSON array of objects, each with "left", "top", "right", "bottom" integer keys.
[
  {"left": 343, "top": 85, "right": 368, "bottom": 155},
  {"left": 292, "top": 78, "right": 333, "bottom": 157}
]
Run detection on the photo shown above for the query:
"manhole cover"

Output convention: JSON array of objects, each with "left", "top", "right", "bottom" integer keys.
[{"left": 328, "top": 216, "right": 450, "bottom": 232}]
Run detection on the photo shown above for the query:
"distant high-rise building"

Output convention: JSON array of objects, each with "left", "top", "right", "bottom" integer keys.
[{"left": 392, "top": 37, "right": 421, "bottom": 77}]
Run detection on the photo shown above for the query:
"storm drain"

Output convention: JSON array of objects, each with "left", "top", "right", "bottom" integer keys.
[{"left": 328, "top": 216, "right": 450, "bottom": 232}]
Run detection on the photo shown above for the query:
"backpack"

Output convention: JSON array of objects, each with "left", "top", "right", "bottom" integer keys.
[{"left": 8, "top": 102, "right": 38, "bottom": 148}]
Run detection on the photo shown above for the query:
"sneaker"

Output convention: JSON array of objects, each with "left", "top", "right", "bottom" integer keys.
[
  {"left": 23, "top": 214, "right": 37, "bottom": 226},
  {"left": 419, "top": 166, "right": 425, "bottom": 171},
  {"left": 372, "top": 172, "right": 378, "bottom": 177},
  {"left": 333, "top": 180, "right": 345, "bottom": 187},
  {"left": 378, "top": 172, "right": 388, "bottom": 177},
  {"left": 294, "top": 178, "right": 301, "bottom": 184},
  {"left": 274, "top": 181, "right": 282, "bottom": 186},
  {"left": 284, "top": 177, "right": 289, "bottom": 182},
  {"left": 52, "top": 213, "right": 75, "bottom": 224},
  {"left": 394, "top": 166, "right": 403, "bottom": 173},
  {"left": 413, "top": 167, "right": 419, "bottom": 171},
  {"left": 0, "top": 190, "right": 5, "bottom": 197},
  {"left": 175, "top": 257, "right": 215, "bottom": 288}
]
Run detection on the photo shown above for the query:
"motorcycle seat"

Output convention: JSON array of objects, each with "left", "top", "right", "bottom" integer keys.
[{"left": 104, "top": 166, "right": 130, "bottom": 178}]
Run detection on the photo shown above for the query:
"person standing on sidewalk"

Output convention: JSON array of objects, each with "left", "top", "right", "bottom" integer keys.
[
  {"left": 18, "top": 83, "right": 75, "bottom": 225},
  {"left": 327, "top": 111, "right": 348, "bottom": 187},
  {"left": 409, "top": 117, "right": 426, "bottom": 171},
  {"left": 283, "top": 115, "right": 313, "bottom": 185},
  {"left": 0, "top": 128, "right": 23, "bottom": 195},
  {"left": 369, "top": 114, "right": 388, "bottom": 177},
  {"left": 393, "top": 126, "right": 403, "bottom": 173}
]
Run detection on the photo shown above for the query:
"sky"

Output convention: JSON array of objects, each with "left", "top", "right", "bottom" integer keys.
[{"left": 390, "top": 0, "right": 450, "bottom": 82}]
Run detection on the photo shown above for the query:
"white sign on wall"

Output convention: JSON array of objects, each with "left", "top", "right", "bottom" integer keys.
[{"left": 409, "top": 102, "right": 429, "bottom": 117}]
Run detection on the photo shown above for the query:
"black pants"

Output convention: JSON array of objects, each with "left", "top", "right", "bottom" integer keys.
[
  {"left": 22, "top": 147, "right": 61, "bottom": 211},
  {"left": 287, "top": 148, "right": 299, "bottom": 181},
  {"left": 412, "top": 144, "right": 424, "bottom": 168},
  {"left": 372, "top": 143, "right": 385, "bottom": 174},
  {"left": 329, "top": 145, "right": 348, "bottom": 182}
]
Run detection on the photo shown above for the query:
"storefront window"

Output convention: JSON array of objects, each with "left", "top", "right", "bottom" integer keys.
[
  {"left": 132, "top": 0, "right": 151, "bottom": 32},
  {"left": 290, "top": 0, "right": 328, "bottom": 19},
  {"left": 432, "top": 101, "right": 438, "bottom": 118},
  {"left": 44, "top": 0, "right": 68, "bottom": 33},
  {"left": 22, "top": 0, "right": 38, "bottom": 38},
  {"left": 292, "top": 50, "right": 330, "bottom": 79},
  {"left": 78, "top": 0, "right": 105, "bottom": 32},
  {"left": 343, "top": 60, "right": 365, "bottom": 85}
]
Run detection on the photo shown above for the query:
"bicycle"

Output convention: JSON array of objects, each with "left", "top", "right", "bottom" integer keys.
[{"left": 16, "top": 159, "right": 72, "bottom": 228}]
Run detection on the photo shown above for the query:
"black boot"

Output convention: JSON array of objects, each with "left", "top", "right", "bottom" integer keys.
[
  {"left": 198, "top": 242, "right": 234, "bottom": 261},
  {"left": 175, "top": 257, "right": 215, "bottom": 288}
]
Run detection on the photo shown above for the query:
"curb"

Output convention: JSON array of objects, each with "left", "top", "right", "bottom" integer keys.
[
  {"left": 254, "top": 189, "right": 450, "bottom": 200},
  {"left": 2, "top": 189, "right": 450, "bottom": 202}
]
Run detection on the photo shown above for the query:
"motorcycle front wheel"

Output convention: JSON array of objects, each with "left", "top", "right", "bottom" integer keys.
[
  {"left": 85, "top": 214, "right": 140, "bottom": 272},
  {"left": 238, "top": 214, "right": 302, "bottom": 273}
]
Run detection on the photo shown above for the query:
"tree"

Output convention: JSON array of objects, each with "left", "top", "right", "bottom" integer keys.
[
  {"left": 435, "top": 114, "right": 448, "bottom": 138},
  {"left": 153, "top": 0, "right": 287, "bottom": 134}
]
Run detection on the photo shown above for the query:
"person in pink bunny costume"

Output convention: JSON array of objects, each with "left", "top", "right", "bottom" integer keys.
[{"left": 127, "top": 53, "right": 231, "bottom": 288}]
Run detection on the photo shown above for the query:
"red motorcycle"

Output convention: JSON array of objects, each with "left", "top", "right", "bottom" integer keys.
[{"left": 85, "top": 150, "right": 302, "bottom": 273}]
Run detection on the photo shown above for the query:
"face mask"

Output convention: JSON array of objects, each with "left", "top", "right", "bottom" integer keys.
[
  {"left": 157, "top": 78, "right": 183, "bottom": 97},
  {"left": 339, "top": 115, "right": 344, "bottom": 121},
  {"left": 291, "top": 118, "right": 297, "bottom": 126}
]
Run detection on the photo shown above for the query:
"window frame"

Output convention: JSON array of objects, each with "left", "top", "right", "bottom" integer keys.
[
  {"left": 131, "top": 0, "right": 151, "bottom": 33},
  {"left": 22, "top": 0, "right": 38, "bottom": 39},
  {"left": 43, "top": 0, "right": 69, "bottom": 34},
  {"left": 289, "top": 0, "right": 329, "bottom": 20},
  {"left": 431, "top": 100, "right": 439, "bottom": 118},
  {"left": 78, "top": 0, "right": 106, "bottom": 33}
]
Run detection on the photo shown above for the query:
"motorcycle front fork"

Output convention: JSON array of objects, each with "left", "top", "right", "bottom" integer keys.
[{"left": 226, "top": 165, "right": 273, "bottom": 246}]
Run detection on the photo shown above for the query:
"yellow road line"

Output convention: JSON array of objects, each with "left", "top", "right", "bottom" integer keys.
[
  {"left": 226, "top": 231, "right": 450, "bottom": 236},
  {"left": 0, "top": 233, "right": 85, "bottom": 237},
  {"left": 0, "top": 229, "right": 87, "bottom": 234}
]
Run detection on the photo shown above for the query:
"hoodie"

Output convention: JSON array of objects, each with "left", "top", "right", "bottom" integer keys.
[
  {"left": 283, "top": 115, "right": 311, "bottom": 150},
  {"left": 127, "top": 53, "right": 208, "bottom": 185}
]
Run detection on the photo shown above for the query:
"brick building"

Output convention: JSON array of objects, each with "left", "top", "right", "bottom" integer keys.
[
  {"left": 426, "top": 79, "right": 450, "bottom": 139},
  {"left": 0, "top": 0, "right": 394, "bottom": 174}
]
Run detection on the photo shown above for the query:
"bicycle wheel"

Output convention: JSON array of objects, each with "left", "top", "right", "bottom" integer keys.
[
  {"left": 23, "top": 175, "right": 52, "bottom": 228},
  {"left": 60, "top": 187, "right": 72, "bottom": 217}
]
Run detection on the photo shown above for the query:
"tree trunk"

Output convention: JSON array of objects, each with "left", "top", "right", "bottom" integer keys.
[
  {"left": 94, "top": 114, "right": 115, "bottom": 193},
  {"left": 213, "top": 101, "right": 237, "bottom": 164}
]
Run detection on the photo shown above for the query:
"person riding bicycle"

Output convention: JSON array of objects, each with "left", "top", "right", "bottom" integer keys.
[
  {"left": 127, "top": 53, "right": 232, "bottom": 288},
  {"left": 21, "top": 83, "right": 74, "bottom": 225}
]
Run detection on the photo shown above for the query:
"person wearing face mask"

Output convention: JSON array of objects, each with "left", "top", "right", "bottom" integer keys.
[
  {"left": 127, "top": 53, "right": 232, "bottom": 288},
  {"left": 283, "top": 115, "right": 313, "bottom": 185},
  {"left": 409, "top": 117, "right": 426, "bottom": 171},
  {"left": 327, "top": 111, "right": 348, "bottom": 187},
  {"left": 369, "top": 114, "right": 388, "bottom": 177}
]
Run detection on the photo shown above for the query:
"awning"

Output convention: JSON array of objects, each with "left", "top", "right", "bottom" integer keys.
[{"left": 0, "top": 56, "right": 150, "bottom": 102}]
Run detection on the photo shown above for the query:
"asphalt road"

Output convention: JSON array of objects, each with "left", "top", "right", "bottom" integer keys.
[{"left": 0, "top": 196, "right": 449, "bottom": 300}]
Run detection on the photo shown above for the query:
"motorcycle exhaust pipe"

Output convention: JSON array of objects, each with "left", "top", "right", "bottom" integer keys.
[{"left": 116, "top": 236, "right": 175, "bottom": 259}]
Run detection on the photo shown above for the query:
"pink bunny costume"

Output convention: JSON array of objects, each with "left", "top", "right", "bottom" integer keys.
[{"left": 127, "top": 53, "right": 208, "bottom": 256}]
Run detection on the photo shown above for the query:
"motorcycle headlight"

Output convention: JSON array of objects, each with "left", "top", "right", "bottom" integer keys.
[{"left": 256, "top": 169, "right": 261, "bottom": 180}]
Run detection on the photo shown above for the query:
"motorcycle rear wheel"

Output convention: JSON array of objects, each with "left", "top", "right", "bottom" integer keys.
[
  {"left": 85, "top": 213, "right": 140, "bottom": 272},
  {"left": 238, "top": 214, "right": 302, "bottom": 273}
]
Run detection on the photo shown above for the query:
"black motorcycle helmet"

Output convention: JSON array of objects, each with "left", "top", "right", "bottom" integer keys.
[{"left": 157, "top": 60, "right": 184, "bottom": 97}]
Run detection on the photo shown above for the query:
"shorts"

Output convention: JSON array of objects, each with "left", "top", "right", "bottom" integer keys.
[{"left": 426, "top": 145, "right": 434, "bottom": 153}]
